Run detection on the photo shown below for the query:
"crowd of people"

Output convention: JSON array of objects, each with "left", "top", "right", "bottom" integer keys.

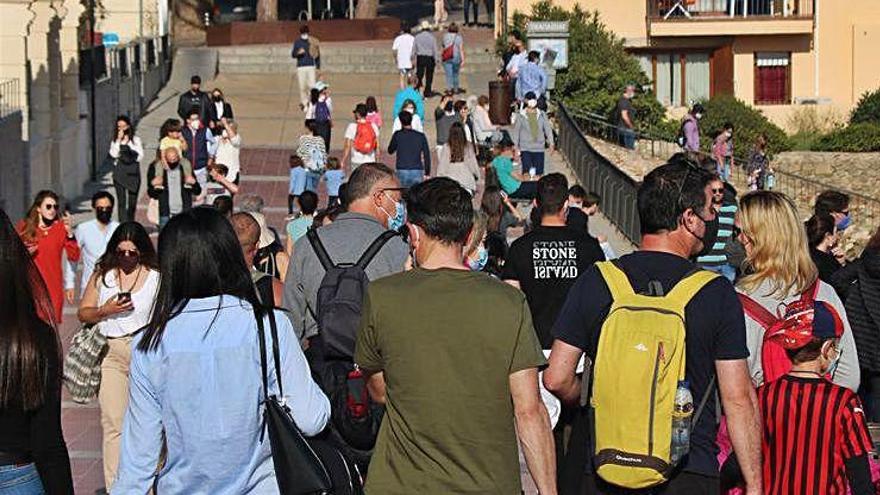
[{"left": 2, "top": 23, "right": 880, "bottom": 495}]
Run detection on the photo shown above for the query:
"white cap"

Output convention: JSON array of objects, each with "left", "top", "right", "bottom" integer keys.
[
  {"left": 314, "top": 81, "right": 329, "bottom": 92},
  {"left": 248, "top": 212, "right": 275, "bottom": 249}
]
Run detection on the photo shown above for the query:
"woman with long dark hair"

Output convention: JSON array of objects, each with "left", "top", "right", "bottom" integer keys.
[
  {"left": 17, "top": 190, "right": 81, "bottom": 323},
  {"left": 113, "top": 207, "right": 329, "bottom": 493},
  {"left": 109, "top": 115, "right": 144, "bottom": 222},
  {"left": 76, "top": 222, "right": 159, "bottom": 490},
  {"left": 0, "top": 208, "right": 74, "bottom": 494},
  {"left": 805, "top": 212, "right": 845, "bottom": 284},
  {"left": 437, "top": 122, "right": 480, "bottom": 194}
]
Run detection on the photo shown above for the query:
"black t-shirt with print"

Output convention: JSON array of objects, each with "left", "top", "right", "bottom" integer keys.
[
  {"left": 502, "top": 226, "right": 605, "bottom": 349},
  {"left": 552, "top": 251, "right": 748, "bottom": 477}
]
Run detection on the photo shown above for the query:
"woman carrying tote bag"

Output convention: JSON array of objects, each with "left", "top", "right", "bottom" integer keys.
[{"left": 113, "top": 207, "right": 330, "bottom": 493}]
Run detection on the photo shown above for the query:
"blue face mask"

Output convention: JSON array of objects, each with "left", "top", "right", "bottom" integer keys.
[
  {"left": 382, "top": 193, "right": 407, "bottom": 231},
  {"left": 827, "top": 344, "right": 842, "bottom": 378},
  {"left": 468, "top": 246, "right": 489, "bottom": 272},
  {"left": 836, "top": 214, "right": 852, "bottom": 232}
]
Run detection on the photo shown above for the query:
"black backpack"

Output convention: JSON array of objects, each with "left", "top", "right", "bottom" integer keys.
[{"left": 306, "top": 228, "right": 398, "bottom": 452}]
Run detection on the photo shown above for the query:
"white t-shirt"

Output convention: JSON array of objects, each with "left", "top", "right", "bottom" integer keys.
[
  {"left": 97, "top": 269, "right": 160, "bottom": 338},
  {"left": 392, "top": 33, "right": 415, "bottom": 70},
  {"left": 345, "top": 121, "right": 380, "bottom": 165}
]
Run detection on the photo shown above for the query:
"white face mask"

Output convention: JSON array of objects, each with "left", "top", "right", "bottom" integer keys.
[
  {"left": 190, "top": 120, "right": 200, "bottom": 130},
  {"left": 405, "top": 107, "right": 414, "bottom": 114},
  {"left": 526, "top": 99, "right": 538, "bottom": 108},
  {"left": 725, "top": 131, "right": 733, "bottom": 138},
  {"left": 695, "top": 113, "right": 703, "bottom": 120},
  {"left": 301, "top": 34, "right": 309, "bottom": 40}
]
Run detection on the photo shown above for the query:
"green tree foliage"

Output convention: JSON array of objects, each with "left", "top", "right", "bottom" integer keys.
[
  {"left": 510, "top": 1, "right": 666, "bottom": 129},
  {"left": 697, "top": 95, "right": 791, "bottom": 158},
  {"left": 814, "top": 123, "right": 880, "bottom": 152},
  {"left": 850, "top": 88, "right": 880, "bottom": 125}
]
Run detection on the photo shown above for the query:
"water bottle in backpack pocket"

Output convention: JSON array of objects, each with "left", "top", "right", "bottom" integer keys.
[{"left": 670, "top": 380, "right": 694, "bottom": 464}]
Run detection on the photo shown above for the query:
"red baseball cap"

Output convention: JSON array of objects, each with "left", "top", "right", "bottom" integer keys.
[{"left": 766, "top": 300, "right": 844, "bottom": 350}]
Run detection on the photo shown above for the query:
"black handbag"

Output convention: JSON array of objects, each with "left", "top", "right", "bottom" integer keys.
[{"left": 256, "top": 310, "right": 364, "bottom": 495}]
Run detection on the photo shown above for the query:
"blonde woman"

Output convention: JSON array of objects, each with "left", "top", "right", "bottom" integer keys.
[{"left": 734, "top": 190, "right": 859, "bottom": 391}]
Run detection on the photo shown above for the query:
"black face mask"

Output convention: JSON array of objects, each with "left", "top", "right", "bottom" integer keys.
[
  {"left": 118, "top": 253, "right": 140, "bottom": 274},
  {"left": 41, "top": 215, "right": 56, "bottom": 227},
  {"left": 693, "top": 213, "right": 720, "bottom": 258},
  {"left": 96, "top": 208, "right": 113, "bottom": 224},
  {"left": 213, "top": 95, "right": 222, "bottom": 102}
]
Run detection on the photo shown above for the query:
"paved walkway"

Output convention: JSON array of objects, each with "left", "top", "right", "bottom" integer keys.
[{"left": 60, "top": 40, "right": 633, "bottom": 494}]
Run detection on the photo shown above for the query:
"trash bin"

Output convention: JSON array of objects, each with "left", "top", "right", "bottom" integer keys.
[{"left": 489, "top": 80, "right": 513, "bottom": 126}]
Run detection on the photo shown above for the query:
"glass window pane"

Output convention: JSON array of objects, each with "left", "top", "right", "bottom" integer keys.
[
  {"left": 671, "top": 53, "right": 682, "bottom": 107},
  {"left": 685, "top": 53, "right": 710, "bottom": 103},
  {"left": 656, "top": 53, "right": 672, "bottom": 106}
]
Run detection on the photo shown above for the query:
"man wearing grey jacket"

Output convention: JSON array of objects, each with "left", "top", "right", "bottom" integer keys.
[
  {"left": 413, "top": 21, "right": 441, "bottom": 98},
  {"left": 283, "top": 162, "right": 410, "bottom": 344},
  {"left": 512, "top": 91, "right": 555, "bottom": 176}
]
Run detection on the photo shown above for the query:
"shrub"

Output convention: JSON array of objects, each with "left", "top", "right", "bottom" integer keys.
[
  {"left": 509, "top": 1, "right": 667, "bottom": 130},
  {"left": 813, "top": 123, "right": 880, "bottom": 152},
  {"left": 850, "top": 88, "right": 880, "bottom": 125},
  {"left": 697, "top": 95, "right": 791, "bottom": 158},
  {"left": 787, "top": 105, "right": 845, "bottom": 136},
  {"left": 789, "top": 132, "right": 823, "bottom": 151}
]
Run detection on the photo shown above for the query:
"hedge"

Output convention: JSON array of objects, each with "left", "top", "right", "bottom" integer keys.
[
  {"left": 696, "top": 95, "right": 791, "bottom": 158},
  {"left": 813, "top": 123, "right": 880, "bottom": 152}
]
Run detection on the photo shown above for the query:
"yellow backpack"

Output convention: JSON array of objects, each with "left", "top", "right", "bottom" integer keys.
[{"left": 591, "top": 261, "right": 718, "bottom": 489}]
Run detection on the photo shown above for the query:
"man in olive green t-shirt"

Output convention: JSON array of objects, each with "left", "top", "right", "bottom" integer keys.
[{"left": 354, "top": 177, "right": 557, "bottom": 494}]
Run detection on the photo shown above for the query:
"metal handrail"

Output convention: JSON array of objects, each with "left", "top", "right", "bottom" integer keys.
[
  {"left": 557, "top": 103, "right": 880, "bottom": 234},
  {"left": 557, "top": 103, "right": 641, "bottom": 243}
]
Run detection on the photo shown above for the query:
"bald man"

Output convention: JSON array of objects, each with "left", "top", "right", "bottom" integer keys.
[{"left": 231, "top": 212, "right": 284, "bottom": 307}]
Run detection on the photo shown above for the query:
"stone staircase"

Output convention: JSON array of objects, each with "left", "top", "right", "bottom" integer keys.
[{"left": 217, "top": 43, "right": 499, "bottom": 75}]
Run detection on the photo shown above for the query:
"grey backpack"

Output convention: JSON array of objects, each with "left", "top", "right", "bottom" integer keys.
[{"left": 307, "top": 228, "right": 398, "bottom": 359}]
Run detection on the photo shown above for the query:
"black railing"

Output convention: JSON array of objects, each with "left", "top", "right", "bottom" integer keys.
[
  {"left": 556, "top": 103, "right": 880, "bottom": 243},
  {"left": 557, "top": 103, "right": 642, "bottom": 244}
]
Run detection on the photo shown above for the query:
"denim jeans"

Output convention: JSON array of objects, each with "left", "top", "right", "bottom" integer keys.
[
  {"left": 396, "top": 169, "right": 424, "bottom": 189},
  {"left": 443, "top": 61, "right": 461, "bottom": 91},
  {"left": 718, "top": 157, "right": 732, "bottom": 182},
  {"left": 305, "top": 171, "right": 322, "bottom": 193},
  {"left": 520, "top": 151, "right": 545, "bottom": 175},
  {"left": 618, "top": 127, "right": 636, "bottom": 150},
  {"left": 0, "top": 464, "right": 45, "bottom": 494}
]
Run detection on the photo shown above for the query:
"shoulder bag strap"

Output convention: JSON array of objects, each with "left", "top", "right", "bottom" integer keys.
[
  {"left": 355, "top": 230, "right": 399, "bottom": 270},
  {"left": 737, "top": 293, "right": 777, "bottom": 330},
  {"left": 256, "top": 311, "right": 271, "bottom": 403},
  {"left": 256, "top": 309, "right": 284, "bottom": 398},
  {"left": 307, "top": 228, "right": 335, "bottom": 271},
  {"left": 693, "top": 375, "right": 717, "bottom": 426}
]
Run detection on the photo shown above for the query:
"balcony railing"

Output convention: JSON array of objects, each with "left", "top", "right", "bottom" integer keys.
[
  {"left": 0, "top": 79, "right": 21, "bottom": 120},
  {"left": 649, "top": 0, "right": 813, "bottom": 20}
]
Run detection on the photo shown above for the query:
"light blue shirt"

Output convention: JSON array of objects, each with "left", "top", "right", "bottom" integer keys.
[
  {"left": 324, "top": 169, "right": 345, "bottom": 196},
  {"left": 289, "top": 166, "right": 307, "bottom": 196},
  {"left": 516, "top": 62, "right": 548, "bottom": 100},
  {"left": 63, "top": 219, "right": 119, "bottom": 293},
  {"left": 114, "top": 296, "right": 330, "bottom": 494},
  {"left": 392, "top": 87, "right": 425, "bottom": 121}
]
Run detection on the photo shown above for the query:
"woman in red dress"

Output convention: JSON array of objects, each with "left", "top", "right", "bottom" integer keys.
[{"left": 17, "top": 190, "right": 81, "bottom": 323}]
